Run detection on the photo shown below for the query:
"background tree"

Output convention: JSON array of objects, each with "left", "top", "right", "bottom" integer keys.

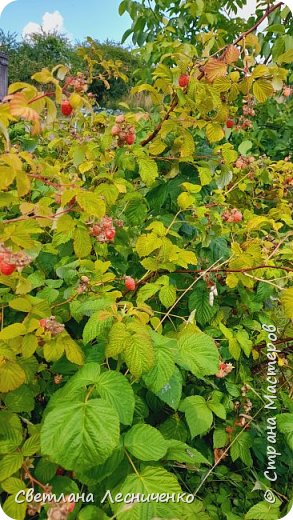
[{"left": 0, "top": 30, "right": 139, "bottom": 108}]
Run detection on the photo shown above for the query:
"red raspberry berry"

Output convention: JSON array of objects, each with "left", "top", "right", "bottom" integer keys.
[
  {"left": 115, "top": 114, "right": 125, "bottom": 124},
  {"left": 39, "top": 319, "right": 47, "bottom": 328},
  {"left": 226, "top": 119, "right": 234, "bottom": 128},
  {"left": 125, "top": 133, "right": 135, "bottom": 145},
  {"left": 232, "top": 210, "right": 243, "bottom": 222},
  {"left": 105, "top": 228, "right": 116, "bottom": 241},
  {"left": 179, "top": 74, "right": 189, "bottom": 88},
  {"left": 61, "top": 100, "right": 73, "bottom": 116},
  {"left": 65, "top": 497, "right": 75, "bottom": 513},
  {"left": 0, "top": 262, "right": 16, "bottom": 275},
  {"left": 111, "top": 124, "right": 120, "bottom": 136},
  {"left": 125, "top": 276, "right": 136, "bottom": 291}
]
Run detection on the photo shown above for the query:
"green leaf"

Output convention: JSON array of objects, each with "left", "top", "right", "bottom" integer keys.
[
  {"left": 0, "top": 412, "right": 23, "bottom": 454},
  {"left": 113, "top": 465, "right": 186, "bottom": 519},
  {"left": 213, "top": 428, "right": 228, "bottom": 448},
  {"left": 245, "top": 500, "right": 281, "bottom": 520},
  {"left": 276, "top": 413, "right": 293, "bottom": 450},
  {"left": 276, "top": 48, "right": 293, "bottom": 64},
  {"left": 3, "top": 384, "right": 34, "bottom": 413},
  {"left": 106, "top": 322, "right": 131, "bottom": 358},
  {"left": 123, "top": 324, "right": 155, "bottom": 378},
  {"left": 179, "top": 396, "right": 213, "bottom": 438},
  {"left": 159, "top": 284, "right": 176, "bottom": 308},
  {"left": 136, "top": 283, "right": 160, "bottom": 304},
  {"left": 188, "top": 283, "right": 216, "bottom": 326},
  {"left": 138, "top": 158, "right": 159, "bottom": 186},
  {"left": 236, "top": 329, "right": 252, "bottom": 357},
  {"left": 83, "top": 311, "right": 113, "bottom": 344},
  {"left": 230, "top": 432, "right": 252, "bottom": 466},
  {"left": 22, "top": 433, "right": 40, "bottom": 456},
  {"left": 238, "top": 140, "right": 252, "bottom": 156},
  {"left": 143, "top": 333, "right": 176, "bottom": 393},
  {"left": 156, "top": 368, "right": 182, "bottom": 410},
  {"left": 41, "top": 399, "right": 120, "bottom": 471},
  {"left": 208, "top": 401, "right": 226, "bottom": 419},
  {"left": 78, "top": 505, "right": 110, "bottom": 520},
  {"left": 95, "top": 371, "right": 135, "bottom": 425},
  {"left": 165, "top": 439, "right": 210, "bottom": 465},
  {"left": 73, "top": 227, "right": 92, "bottom": 258},
  {"left": 124, "top": 424, "right": 168, "bottom": 461},
  {"left": 176, "top": 331, "right": 219, "bottom": 377},
  {"left": 0, "top": 452, "right": 23, "bottom": 481}
]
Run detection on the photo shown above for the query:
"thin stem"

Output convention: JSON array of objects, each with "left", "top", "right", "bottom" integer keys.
[
  {"left": 124, "top": 449, "right": 140, "bottom": 477},
  {"left": 22, "top": 463, "right": 49, "bottom": 492},
  {"left": 156, "top": 257, "right": 229, "bottom": 329}
]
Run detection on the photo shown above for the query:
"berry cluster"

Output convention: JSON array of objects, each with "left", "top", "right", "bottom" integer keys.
[
  {"left": 65, "top": 73, "right": 88, "bottom": 93},
  {"left": 235, "top": 155, "right": 255, "bottom": 169},
  {"left": 242, "top": 104, "right": 255, "bottom": 117},
  {"left": 216, "top": 362, "right": 234, "bottom": 378},
  {"left": 77, "top": 275, "right": 90, "bottom": 294},
  {"left": 90, "top": 216, "right": 116, "bottom": 242},
  {"left": 47, "top": 497, "right": 75, "bottom": 520},
  {"left": 0, "top": 245, "right": 31, "bottom": 276},
  {"left": 111, "top": 115, "right": 136, "bottom": 146},
  {"left": 222, "top": 208, "right": 243, "bottom": 223},
  {"left": 39, "top": 316, "right": 65, "bottom": 336}
]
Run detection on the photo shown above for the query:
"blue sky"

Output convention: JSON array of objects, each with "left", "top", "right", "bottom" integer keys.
[{"left": 0, "top": 0, "right": 132, "bottom": 43}]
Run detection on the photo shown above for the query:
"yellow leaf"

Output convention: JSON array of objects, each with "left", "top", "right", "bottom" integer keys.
[
  {"left": 31, "top": 69, "right": 53, "bottom": 84},
  {"left": 253, "top": 79, "right": 274, "bottom": 103},
  {"left": 177, "top": 192, "right": 195, "bottom": 209},
  {"left": 63, "top": 335, "right": 84, "bottom": 365},
  {"left": 76, "top": 191, "right": 106, "bottom": 218},
  {"left": 16, "top": 172, "right": 31, "bottom": 197},
  {"left": 281, "top": 287, "right": 293, "bottom": 319},
  {"left": 206, "top": 123, "right": 224, "bottom": 143},
  {"left": 0, "top": 360, "right": 26, "bottom": 392},
  {"left": 9, "top": 93, "right": 40, "bottom": 122}
]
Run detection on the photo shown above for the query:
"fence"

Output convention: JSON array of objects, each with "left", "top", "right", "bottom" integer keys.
[{"left": 0, "top": 52, "right": 8, "bottom": 100}]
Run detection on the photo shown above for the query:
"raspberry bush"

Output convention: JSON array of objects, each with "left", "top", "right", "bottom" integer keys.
[{"left": 0, "top": 2, "right": 292, "bottom": 519}]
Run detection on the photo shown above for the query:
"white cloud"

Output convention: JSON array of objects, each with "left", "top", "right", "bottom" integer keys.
[
  {"left": 22, "top": 11, "right": 66, "bottom": 39},
  {"left": 0, "top": 0, "right": 16, "bottom": 18}
]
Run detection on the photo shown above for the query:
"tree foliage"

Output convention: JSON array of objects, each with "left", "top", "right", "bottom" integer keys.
[
  {"left": 0, "top": 30, "right": 138, "bottom": 107},
  {"left": 0, "top": 2, "right": 292, "bottom": 520}
]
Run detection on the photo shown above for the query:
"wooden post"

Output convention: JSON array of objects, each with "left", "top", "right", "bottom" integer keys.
[{"left": 0, "top": 52, "right": 8, "bottom": 100}]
